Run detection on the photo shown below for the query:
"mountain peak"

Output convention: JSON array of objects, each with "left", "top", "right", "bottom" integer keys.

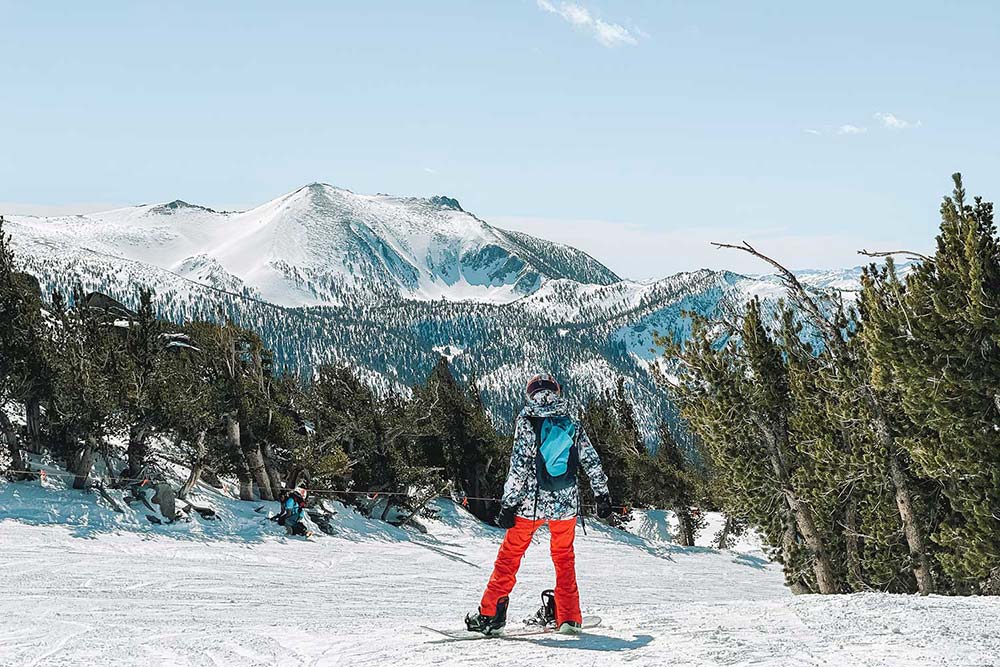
[
  {"left": 147, "top": 200, "right": 217, "bottom": 215},
  {"left": 428, "top": 195, "right": 463, "bottom": 212}
]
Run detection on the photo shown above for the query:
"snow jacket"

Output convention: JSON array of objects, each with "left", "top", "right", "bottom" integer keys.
[
  {"left": 281, "top": 494, "right": 304, "bottom": 525},
  {"left": 501, "top": 390, "right": 609, "bottom": 521}
]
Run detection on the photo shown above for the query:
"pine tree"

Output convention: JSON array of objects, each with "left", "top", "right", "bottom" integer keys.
[
  {"left": 409, "top": 357, "right": 507, "bottom": 521},
  {"left": 713, "top": 241, "right": 935, "bottom": 595},
  {"left": 665, "top": 300, "right": 839, "bottom": 593},
  {"left": 863, "top": 174, "right": 1000, "bottom": 589},
  {"left": 303, "top": 364, "right": 380, "bottom": 489},
  {"left": 641, "top": 423, "right": 704, "bottom": 546},
  {"left": 185, "top": 319, "right": 276, "bottom": 500},
  {"left": 580, "top": 381, "right": 646, "bottom": 515},
  {"left": 0, "top": 217, "right": 47, "bottom": 478},
  {"left": 155, "top": 321, "right": 221, "bottom": 498},
  {"left": 46, "top": 287, "right": 122, "bottom": 488},
  {"left": 117, "top": 289, "right": 165, "bottom": 479}
]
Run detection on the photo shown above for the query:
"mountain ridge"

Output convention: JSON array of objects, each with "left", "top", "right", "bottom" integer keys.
[
  {"left": 3, "top": 183, "right": 868, "bottom": 446},
  {"left": 6, "top": 182, "right": 620, "bottom": 307}
]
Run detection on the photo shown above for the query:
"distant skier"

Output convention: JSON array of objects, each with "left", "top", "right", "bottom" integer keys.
[
  {"left": 273, "top": 486, "right": 311, "bottom": 537},
  {"left": 465, "top": 373, "right": 612, "bottom": 635}
]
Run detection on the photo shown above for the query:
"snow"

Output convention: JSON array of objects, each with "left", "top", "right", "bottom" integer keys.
[
  {"left": 4, "top": 183, "right": 607, "bottom": 307},
  {"left": 432, "top": 344, "right": 464, "bottom": 361},
  {"left": 2, "top": 472, "right": 998, "bottom": 666}
]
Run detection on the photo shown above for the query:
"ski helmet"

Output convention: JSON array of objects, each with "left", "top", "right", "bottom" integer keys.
[
  {"left": 294, "top": 486, "right": 308, "bottom": 500},
  {"left": 526, "top": 373, "right": 561, "bottom": 399}
]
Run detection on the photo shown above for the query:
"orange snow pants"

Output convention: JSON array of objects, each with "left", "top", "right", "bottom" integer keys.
[{"left": 479, "top": 516, "right": 582, "bottom": 625}]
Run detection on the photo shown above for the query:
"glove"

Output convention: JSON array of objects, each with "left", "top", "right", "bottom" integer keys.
[
  {"left": 497, "top": 505, "right": 518, "bottom": 529},
  {"left": 595, "top": 494, "right": 613, "bottom": 519}
]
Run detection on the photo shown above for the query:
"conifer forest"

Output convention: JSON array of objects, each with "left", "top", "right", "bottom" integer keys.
[{"left": 4, "top": 174, "right": 999, "bottom": 596}]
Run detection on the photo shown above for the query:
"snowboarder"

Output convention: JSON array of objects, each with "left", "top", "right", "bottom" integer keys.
[
  {"left": 273, "top": 486, "right": 311, "bottom": 537},
  {"left": 465, "top": 373, "right": 612, "bottom": 635}
]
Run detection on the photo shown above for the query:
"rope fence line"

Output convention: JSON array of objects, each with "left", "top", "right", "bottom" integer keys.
[{"left": 3, "top": 468, "right": 630, "bottom": 512}]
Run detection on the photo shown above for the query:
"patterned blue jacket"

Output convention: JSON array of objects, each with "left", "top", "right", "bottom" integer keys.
[{"left": 501, "top": 390, "right": 609, "bottom": 521}]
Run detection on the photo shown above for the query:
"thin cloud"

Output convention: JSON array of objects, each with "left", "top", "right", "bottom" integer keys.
[
  {"left": 804, "top": 128, "right": 822, "bottom": 135},
  {"left": 837, "top": 124, "right": 867, "bottom": 135},
  {"left": 0, "top": 202, "right": 125, "bottom": 216},
  {"left": 489, "top": 214, "right": 922, "bottom": 279},
  {"left": 874, "top": 112, "right": 922, "bottom": 130},
  {"left": 536, "top": 0, "right": 639, "bottom": 47}
]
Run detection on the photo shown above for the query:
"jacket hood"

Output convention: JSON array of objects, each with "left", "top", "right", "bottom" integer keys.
[{"left": 521, "top": 389, "right": 571, "bottom": 418}]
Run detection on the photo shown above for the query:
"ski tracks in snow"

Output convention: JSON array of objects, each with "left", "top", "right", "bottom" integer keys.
[{"left": 2, "top": 508, "right": 1000, "bottom": 666}]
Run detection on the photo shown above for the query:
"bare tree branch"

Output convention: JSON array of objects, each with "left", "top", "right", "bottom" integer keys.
[
  {"left": 858, "top": 249, "right": 933, "bottom": 263},
  {"left": 712, "top": 241, "right": 845, "bottom": 356}
]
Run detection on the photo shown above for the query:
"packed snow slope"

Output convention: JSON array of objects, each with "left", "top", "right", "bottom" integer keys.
[{"left": 2, "top": 475, "right": 997, "bottom": 666}]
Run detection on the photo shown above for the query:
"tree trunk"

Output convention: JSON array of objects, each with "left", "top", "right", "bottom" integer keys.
[
  {"left": 72, "top": 436, "right": 97, "bottom": 490},
  {"left": 235, "top": 466, "right": 254, "bottom": 501},
  {"left": 285, "top": 465, "right": 306, "bottom": 491},
  {"left": 178, "top": 431, "right": 207, "bottom": 500},
  {"left": 888, "top": 451, "right": 934, "bottom": 595},
  {"left": 0, "top": 410, "right": 30, "bottom": 478},
  {"left": 261, "top": 441, "right": 283, "bottom": 498},
  {"left": 869, "top": 397, "right": 934, "bottom": 594},
  {"left": 844, "top": 492, "right": 865, "bottom": 591},
  {"left": 675, "top": 505, "right": 695, "bottom": 547},
  {"left": 782, "top": 514, "right": 812, "bottom": 594},
  {"left": 716, "top": 514, "right": 734, "bottom": 549},
  {"left": 755, "top": 413, "right": 839, "bottom": 594},
  {"left": 786, "top": 490, "right": 839, "bottom": 594},
  {"left": 25, "top": 398, "right": 43, "bottom": 454},
  {"left": 125, "top": 422, "right": 150, "bottom": 480},
  {"left": 226, "top": 416, "right": 254, "bottom": 501},
  {"left": 236, "top": 419, "right": 274, "bottom": 501},
  {"left": 242, "top": 444, "right": 274, "bottom": 501},
  {"left": 380, "top": 494, "right": 395, "bottom": 522}
]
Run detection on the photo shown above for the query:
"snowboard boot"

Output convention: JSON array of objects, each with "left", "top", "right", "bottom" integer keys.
[
  {"left": 557, "top": 620, "right": 582, "bottom": 635},
  {"left": 525, "top": 589, "right": 557, "bottom": 627},
  {"left": 465, "top": 596, "right": 509, "bottom": 635}
]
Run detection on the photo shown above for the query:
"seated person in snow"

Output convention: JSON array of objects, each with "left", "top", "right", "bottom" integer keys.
[
  {"left": 274, "top": 486, "right": 310, "bottom": 536},
  {"left": 465, "top": 373, "right": 613, "bottom": 635}
]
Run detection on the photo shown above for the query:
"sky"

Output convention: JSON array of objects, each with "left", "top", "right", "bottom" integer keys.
[{"left": 2, "top": 1, "right": 998, "bottom": 279}]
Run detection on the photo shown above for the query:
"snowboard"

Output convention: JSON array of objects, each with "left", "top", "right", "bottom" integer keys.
[{"left": 422, "top": 615, "right": 601, "bottom": 642}]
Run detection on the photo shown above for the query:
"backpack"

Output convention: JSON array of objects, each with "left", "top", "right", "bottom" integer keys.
[
  {"left": 282, "top": 492, "right": 305, "bottom": 524},
  {"left": 528, "top": 416, "right": 579, "bottom": 492}
]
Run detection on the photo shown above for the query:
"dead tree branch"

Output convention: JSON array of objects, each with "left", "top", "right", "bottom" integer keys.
[{"left": 858, "top": 249, "right": 933, "bottom": 263}]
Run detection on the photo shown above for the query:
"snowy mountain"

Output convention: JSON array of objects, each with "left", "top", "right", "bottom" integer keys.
[
  {"left": 5, "top": 183, "right": 618, "bottom": 307},
  {"left": 3, "top": 185, "right": 871, "bottom": 445}
]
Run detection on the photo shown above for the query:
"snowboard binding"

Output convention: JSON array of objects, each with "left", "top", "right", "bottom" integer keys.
[
  {"left": 465, "top": 596, "right": 509, "bottom": 635},
  {"left": 525, "top": 589, "right": 557, "bottom": 627}
]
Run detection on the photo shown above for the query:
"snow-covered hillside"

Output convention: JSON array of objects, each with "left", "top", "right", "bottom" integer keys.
[
  {"left": 2, "top": 184, "right": 883, "bottom": 446},
  {"left": 5, "top": 184, "right": 618, "bottom": 306},
  {"left": 2, "top": 470, "right": 996, "bottom": 666}
]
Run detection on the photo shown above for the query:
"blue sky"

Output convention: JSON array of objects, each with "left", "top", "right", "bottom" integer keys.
[{"left": 2, "top": 1, "right": 998, "bottom": 278}]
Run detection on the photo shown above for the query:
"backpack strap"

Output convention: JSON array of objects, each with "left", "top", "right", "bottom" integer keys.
[{"left": 527, "top": 416, "right": 545, "bottom": 441}]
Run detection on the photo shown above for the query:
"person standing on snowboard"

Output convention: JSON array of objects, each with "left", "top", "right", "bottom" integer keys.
[{"left": 465, "top": 373, "right": 612, "bottom": 635}]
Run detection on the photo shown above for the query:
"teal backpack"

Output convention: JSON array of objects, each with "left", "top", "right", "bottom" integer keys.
[{"left": 528, "top": 416, "right": 580, "bottom": 492}]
